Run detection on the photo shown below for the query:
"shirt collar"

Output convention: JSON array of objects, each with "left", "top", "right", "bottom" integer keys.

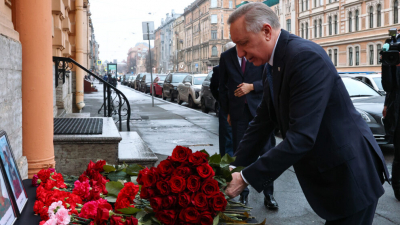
[{"left": 268, "top": 30, "right": 281, "bottom": 67}]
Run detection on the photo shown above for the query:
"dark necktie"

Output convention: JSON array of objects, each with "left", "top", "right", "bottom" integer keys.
[
  {"left": 241, "top": 57, "right": 246, "bottom": 74},
  {"left": 265, "top": 64, "right": 274, "bottom": 105}
]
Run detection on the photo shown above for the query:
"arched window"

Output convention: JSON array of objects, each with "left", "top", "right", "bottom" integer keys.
[
  {"left": 394, "top": 0, "right": 398, "bottom": 24},
  {"left": 349, "top": 47, "right": 353, "bottom": 66},
  {"left": 348, "top": 11, "right": 352, "bottom": 32},
  {"left": 301, "top": 24, "right": 304, "bottom": 38},
  {"left": 305, "top": 22, "right": 309, "bottom": 39},
  {"left": 369, "top": 45, "right": 374, "bottom": 65},
  {"left": 377, "top": 44, "right": 382, "bottom": 64},
  {"left": 328, "top": 49, "right": 332, "bottom": 60},
  {"left": 369, "top": 6, "right": 374, "bottom": 28},
  {"left": 355, "top": 10, "right": 359, "bottom": 31},
  {"left": 314, "top": 20, "right": 317, "bottom": 38},
  {"left": 355, "top": 46, "right": 359, "bottom": 65},
  {"left": 334, "top": 49, "right": 338, "bottom": 66},
  {"left": 377, "top": 4, "right": 381, "bottom": 27},
  {"left": 212, "top": 46, "right": 218, "bottom": 56},
  {"left": 329, "top": 16, "right": 332, "bottom": 35},
  {"left": 319, "top": 19, "right": 322, "bottom": 37},
  {"left": 334, "top": 15, "right": 338, "bottom": 34}
]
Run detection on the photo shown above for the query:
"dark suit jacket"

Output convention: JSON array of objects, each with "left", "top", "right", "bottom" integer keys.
[
  {"left": 231, "top": 30, "right": 390, "bottom": 220},
  {"left": 210, "top": 66, "right": 220, "bottom": 100},
  {"left": 219, "top": 47, "right": 264, "bottom": 121}
]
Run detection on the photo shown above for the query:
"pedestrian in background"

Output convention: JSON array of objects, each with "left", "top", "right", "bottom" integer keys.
[
  {"left": 103, "top": 73, "right": 108, "bottom": 82},
  {"left": 210, "top": 65, "right": 234, "bottom": 157},
  {"left": 219, "top": 41, "right": 278, "bottom": 209}
]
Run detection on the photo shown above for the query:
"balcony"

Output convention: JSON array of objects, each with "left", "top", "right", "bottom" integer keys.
[
  {"left": 62, "top": 18, "right": 71, "bottom": 33},
  {"left": 63, "top": 0, "right": 71, "bottom": 11},
  {"left": 53, "top": 28, "right": 65, "bottom": 49},
  {"left": 52, "top": 0, "right": 66, "bottom": 18}
]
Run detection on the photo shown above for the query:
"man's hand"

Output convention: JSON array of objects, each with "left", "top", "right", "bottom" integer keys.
[
  {"left": 225, "top": 172, "right": 248, "bottom": 199},
  {"left": 234, "top": 83, "right": 254, "bottom": 97},
  {"left": 227, "top": 114, "right": 231, "bottom": 126},
  {"left": 383, "top": 106, "right": 387, "bottom": 118}
]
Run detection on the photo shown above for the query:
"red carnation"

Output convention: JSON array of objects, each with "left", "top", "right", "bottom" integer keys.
[
  {"left": 169, "top": 176, "right": 186, "bottom": 193},
  {"left": 171, "top": 146, "right": 192, "bottom": 162},
  {"left": 37, "top": 169, "right": 51, "bottom": 183},
  {"left": 110, "top": 216, "right": 125, "bottom": 225},
  {"left": 94, "top": 160, "right": 106, "bottom": 172},
  {"left": 197, "top": 164, "right": 215, "bottom": 179},
  {"left": 125, "top": 216, "right": 139, "bottom": 225}
]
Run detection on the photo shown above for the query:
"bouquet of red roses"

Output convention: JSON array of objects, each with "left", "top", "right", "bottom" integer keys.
[{"left": 136, "top": 146, "right": 227, "bottom": 225}]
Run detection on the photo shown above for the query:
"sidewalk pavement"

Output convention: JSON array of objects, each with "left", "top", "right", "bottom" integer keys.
[{"left": 82, "top": 83, "right": 399, "bottom": 225}]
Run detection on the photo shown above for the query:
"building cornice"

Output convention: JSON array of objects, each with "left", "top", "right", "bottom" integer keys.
[
  {"left": 342, "top": 0, "right": 363, "bottom": 8},
  {"left": 317, "top": 33, "right": 387, "bottom": 46},
  {"left": 298, "top": 6, "right": 339, "bottom": 19}
]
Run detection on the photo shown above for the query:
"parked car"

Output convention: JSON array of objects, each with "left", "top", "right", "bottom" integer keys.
[
  {"left": 341, "top": 77, "right": 387, "bottom": 144},
  {"left": 339, "top": 72, "right": 385, "bottom": 95},
  {"left": 177, "top": 74, "right": 207, "bottom": 108},
  {"left": 162, "top": 73, "right": 189, "bottom": 102},
  {"left": 134, "top": 73, "right": 145, "bottom": 90},
  {"left": 150, "top": 74, "right": 168, "bottom": 97},
  {"left": 126, "top": 76, "right": 135, "bottom": 88},
  {"left": 124, "top": 75, "right": 134, "bottom": 86},
  {"left": 200, "top": 71, "right": 218, "bottom": 114},
  {"left": 140, "top": 73, "right": 154, "bottom": 93}
]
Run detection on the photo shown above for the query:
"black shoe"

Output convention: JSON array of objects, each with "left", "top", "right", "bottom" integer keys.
[
  {"left": 264, "top": 194, "right": 279, "bottom": 210},
  {"left": 239, "top": 192, "right": 249, "bottom": 205},
  {"left": 393, "top": 161, "right": 400, "bottom": 201}
]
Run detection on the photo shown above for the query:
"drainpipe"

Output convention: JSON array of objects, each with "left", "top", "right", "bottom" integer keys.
[{"left": 75, "top": 0, "right": 85, "bottom": 110}]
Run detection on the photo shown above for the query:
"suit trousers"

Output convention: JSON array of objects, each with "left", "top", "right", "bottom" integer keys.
[
  {"left": 218, "top": 106, "right": 234, "bottom": 157},
  {"left": 231, "top": 104, "right": 274, "bottom": 196},
  {"left": 325, "top": 200, "right": 378, "bottom": 225}
]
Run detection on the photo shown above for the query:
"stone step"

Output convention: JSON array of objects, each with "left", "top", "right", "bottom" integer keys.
[
  {"left": 118, "top": 131, "right": 158, "bottom": 168},
  {"left": 64, "top": 113, "right": 91, "bottom": 118}
]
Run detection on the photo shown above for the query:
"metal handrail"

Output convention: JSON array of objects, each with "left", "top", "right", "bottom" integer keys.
[{"left": 53, "top": 57, "right": 131, "bottom": 131}]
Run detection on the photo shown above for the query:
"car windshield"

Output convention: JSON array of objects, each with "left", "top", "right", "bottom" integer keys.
[
  {"left": 172, "top": 74, "right": 188, "bottom": 83},
  {"left": 155, "top": 75, "right": 167, "bottom": 82},
  {"left": 193, "top": 76, "right": 206, "bottom": 85},
  {"left": 373, "top": 77, "right": 383, "bottom": 90},
  {"left": 342, "top": 78, "right": 380, "bottom": 97},
  {"left": 145, "top": 75, "right": 152, "bottom": 82}
]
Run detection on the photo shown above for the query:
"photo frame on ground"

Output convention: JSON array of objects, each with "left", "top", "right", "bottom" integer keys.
[
  {"left": 0, "top": 131, "right": 27, "bottom": 215},
  {"left": 0, "top": 164, "right": 17, "bottom": 225}
]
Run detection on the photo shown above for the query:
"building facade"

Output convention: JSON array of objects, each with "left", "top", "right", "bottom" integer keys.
[
  {"left": 127, "top": 43, "right": 149, "bottom": 74},
  {"left": 172, "top": 15, "right": 186, "bottom": 72}
]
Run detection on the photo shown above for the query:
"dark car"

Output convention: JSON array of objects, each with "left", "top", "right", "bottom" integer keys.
[
  {"left": 162, "top": 73, "right": 189, "bottom": 102},
  {"left": 200, "top": 71, "right": 218, "bottom": 114},
  {"left": 151, "top": 74, "right": 168, "bottom": 97},
  {"left": 126, "top": 75, "right": 136, "bottom": 87},
  {"left": 140, "top": 73, "right": 153, "bottom": 93},
  {"left": 134, "top": 73, "right": 145, "bottom": 90},
  {"left": 341, "top": 77, "right": 387, "bottom": 144}
]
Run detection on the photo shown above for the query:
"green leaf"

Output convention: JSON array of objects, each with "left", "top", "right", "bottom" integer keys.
[
  {"left": 213, "top": 215, "right": 219, "bottom": 225},
  {"left": 136, "top": 211, "right": 147, "bottom": 220},
  {"left": 105, "top": 196, "right": 117, "bottom": 203},
  {"left": 209, "top": 153, "right": 221, "bottom": 164},
  {"left": 221, "top": 154, "right": 236, "bottom": 165},
  {"left": 141, "top": 212, "right": 156, "bottom": 222},
  {"left": 126, "top": 164, "right": 143, "bottom": 176},
  {"left": 214, "top": 176, "right": 227, "bottom": 186},
  {"left": 103, "top": 165, "right": 116, "bottom": 173},
  {"left": 221, "top": 166, "right": 233, "bottom": 182},
  {"left": 200, "top": 149, "right": 210, "bottom": 158},
  {"left": 231, "top": 166, "right": 245, "bottom": 173},
  {"left": 131, "top": 176, "right": 138, "bottom": 184},
  {"left": 118, "top": 207, "right": 142, "bottom": 215},
  {"left": 108, "top": 170, "right": 128, "bottom": 181},
  {"left": 106, "top": 181, "right": 124, "bottom": 197}
]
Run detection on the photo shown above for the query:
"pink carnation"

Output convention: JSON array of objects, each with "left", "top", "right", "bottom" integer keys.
[
  {"left": 79, "top": 201, "right": 99, "bottom": 219},
  {"left": 32, "top": 175, "right": 40, "bottom": 187},
  {"left": 55, "top": 208, "right": 70, "bottom": 225},
  {"left": 49, "top": 168, "right": 56, "bottom": 173},
  {"left": 48, "top": 201, "right": 64, "bottom": 217},
  {"left": 43, "top": 218, "right": 57, "bottom": 225},
  {"left": 72, "top": 180, "right": 91, "bottom": 199}
]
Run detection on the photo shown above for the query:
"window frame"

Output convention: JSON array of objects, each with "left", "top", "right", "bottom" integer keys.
[
  {"left": 211, "top": 46, "right": 218, "bottom": 56},
  {"left": 355, "top": 46, "right": 360, "bottom": 66},
  {"left": 211, "top": 15, "right": 218, "bottom": 24},
  {"left": 349, "top": 47, "right": 353, "bottom": 66},
  {"left": 348, "top": 11, "right": 352, "bottom": 32},
  {"left": 369, "top": 45, "right": 374, "bottom": 65}
]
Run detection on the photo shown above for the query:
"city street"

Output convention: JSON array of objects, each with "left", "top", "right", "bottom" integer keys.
[{"left": 83, "top": 82, "right": 400, "bottom": 225}]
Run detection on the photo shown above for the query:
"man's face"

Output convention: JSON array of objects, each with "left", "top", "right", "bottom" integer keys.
[{"left": 230, "top": 15, "right": 273, "bottom": 66}]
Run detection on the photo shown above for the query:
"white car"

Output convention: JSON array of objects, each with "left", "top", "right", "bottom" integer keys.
[
  {"left": 177, "top": 74, "right": 208, "bottom": 108},
  {"left": 339, "top": 72, "right": 385, "bottom": 95}
]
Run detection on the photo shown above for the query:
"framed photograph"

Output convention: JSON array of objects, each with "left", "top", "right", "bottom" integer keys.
[
  {"left": 0, "top": 166, "right": 17, "bottom": 225},
  {"left": 0, "top": 131, "right": 27, "bottom": 214}
]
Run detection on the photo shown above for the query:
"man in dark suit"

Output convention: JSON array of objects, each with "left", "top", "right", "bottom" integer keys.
[
  {"left": 219, "top": 42, "right": 278, "bottom": 208},
  {"left": 225, "top": 3, "right": 390, "bottom": 224}
]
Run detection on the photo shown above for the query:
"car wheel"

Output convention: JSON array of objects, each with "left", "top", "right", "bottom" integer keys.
[
  {"left": 170, "top": 91, "right": 175, "bottom": 102},
  {"left": 201, "top": 98, "right": 209, "bottom": 113},
  {"left": 177, "top": 93, "right": 183, "bottom": 105},
  {"left": 188, "top": 95, "right": 195, "bottom": 108},
  {"left": 162, "top": 90, "right": 167, "bottom": 100}
]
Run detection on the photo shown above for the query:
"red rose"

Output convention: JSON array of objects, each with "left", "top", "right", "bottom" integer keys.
[
  {"left": 155, "top": 210, "right": 177, "bottom": 225},
  {"left": 179, "top": 207, "right": 200, "bottom": 223},
  {"left": 169, "top": 176, "right": 186, "bottom": 193},
  {"left": 192, "top": 193, "right": 208, "bottom": 211},
  {"left": 189, "top": 151, "right": 208, "bottom": 166},
  {"left": 157, "top": 159, "right": 175, "bottom": 177},
  {"left": 125, "top": 216, "right": 139, "bottom": 225},
  {"left": 140, "top": 187, "right": 156, "bottom": 199},
  {"left": 173, "top": 166, "right": 192, "bottom": 178},
  {"left": 201, "top": 179, "right": 219, "bottom": 196},
  {"left": 95, "top": 208, "right": 110, "bottom": 225},
  {"left": 110, "top": 216, "right": 125, "bottom": 225},
  {"left": 178, "top": 192, "right": 191, "bottom": 208},
  {"left": 171, "top": 146, "right": 192, "bottom": 162},
  {"left": 141, "top": 168, "right": 158, "bottom": 187},
  {"left": 150, "top": 197, "right": 163, "bottom": 212},
  {"left": 210, "top": 192, "right": 227, "bottom": 212},
  {"left": 196, "top": 164, "right": 215, "bottom": 179},
  {"left": 33, "top": 200, "right": 45, "bottom": 214},
  {"left": 94, "top": 160, "right": 106, "bottom": 172},
  {"left": 187, "top": 175, "right": 201, "bottom": 192},
  {"left": 162, "top": 195, "right": 176, "bottom": 209},
  {"left": 37, "top": 169, "right": 51, "bottom": 183},
  {"left": 156, "top": 180, "right": 170, "bottom": 196},
  {"left": 137, "top": 167, "right": 149, "bottom": 185},
  {"left": 200, "top": 212, "right": 214, "bottom": 225}
]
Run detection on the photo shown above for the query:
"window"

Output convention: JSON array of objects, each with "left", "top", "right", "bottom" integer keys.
[
  {"left": 314, "top": 0, "right": 317, "bottom": 7},
  {"left": 301, "top": 0, "right": 304, "bottom": 11},
  {"left": 355, "top": 10, "right": 359, "bottom": 31},
  {"left": 369, "top": 45, "right": 374, "bottom": 65},
  {"left": 211, "top": 15, "right": 217, "bottom": 23},
  {"left": 306, "top": 0, "right": 309, "bottom": 10},
  {"left": 369, "top": 6, "right": 374, "bottom": 28},
  {"left": 211, "top": 30, "right": 217, "bottom": 39},
  {"left": 221, "top": 14, "right": 224, "bottom": 23},
  {"left": 334, "top": 15, "right": 338, "bottom": 34},
  {"left": 355, "top": 46, "right": 359, "bottom": 65},
  {"left": 377, "top": 44, "right": 382, "bottom": 64},
  {"left": 314, "top": 20, "right": 317, "bottom": 38},
  {"left": 211, "top": 0, "right": 217, "bottom": 7},
  {"left": 287, "top": 19, "right": 291, "bottom": 32},
  {"left": 301, "top": 24, "right": 304, "bottom": 38},
  {"left": 377, "top": 4, "right": 381, "bottom": 27},
  {"left": 349, "top": 47, "right": 353, "bottom": 66},
  {"left": 221, "top": 30, "right": 224, "bottom": 39},
  {"left": 305, "top": 22, "right": 309, "bottom": 39},
  {"left": 394, "top": 0, "right": 398, "bottom": 24},
  {"left": 328, "top": 49, "right": 332, "bottom": 60},
  {"left": 334, "top": 49, "right": 338, "bottom": 66},
  {"left": 229, "top": 1, "right": 233, "bottom": 8},
  {"left": 329, "top": 16, "right": 332, "bottom": 35},
  {"left": 319, "top": 19, "right": 322, "bottom": 37},
  {"left": 348, "top": 12, "right": 352, "bottom": 32},
  {"left": 212, "top": 46, "right": 218, "bottom": 56}
]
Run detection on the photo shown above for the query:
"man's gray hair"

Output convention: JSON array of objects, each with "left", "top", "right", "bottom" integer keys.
[
  {"left": 225, "top": 42, "right": 236, "bottom": 51},
  {"left": 228, "top": 2, "right": 280, "bottom": 33}
]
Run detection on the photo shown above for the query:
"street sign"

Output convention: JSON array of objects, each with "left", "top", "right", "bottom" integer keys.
[
  {"left": 143, "top": 33, "right": 155, "bottom": 40},
  {"left": 97, "top": 60, "right": 102, "bottom": 65},
  {"left": 195, "top": 63, "right": 198, "bottom": 68},
  {"left": 142, "top": 21, "right": 155, "bottom": 34}
]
